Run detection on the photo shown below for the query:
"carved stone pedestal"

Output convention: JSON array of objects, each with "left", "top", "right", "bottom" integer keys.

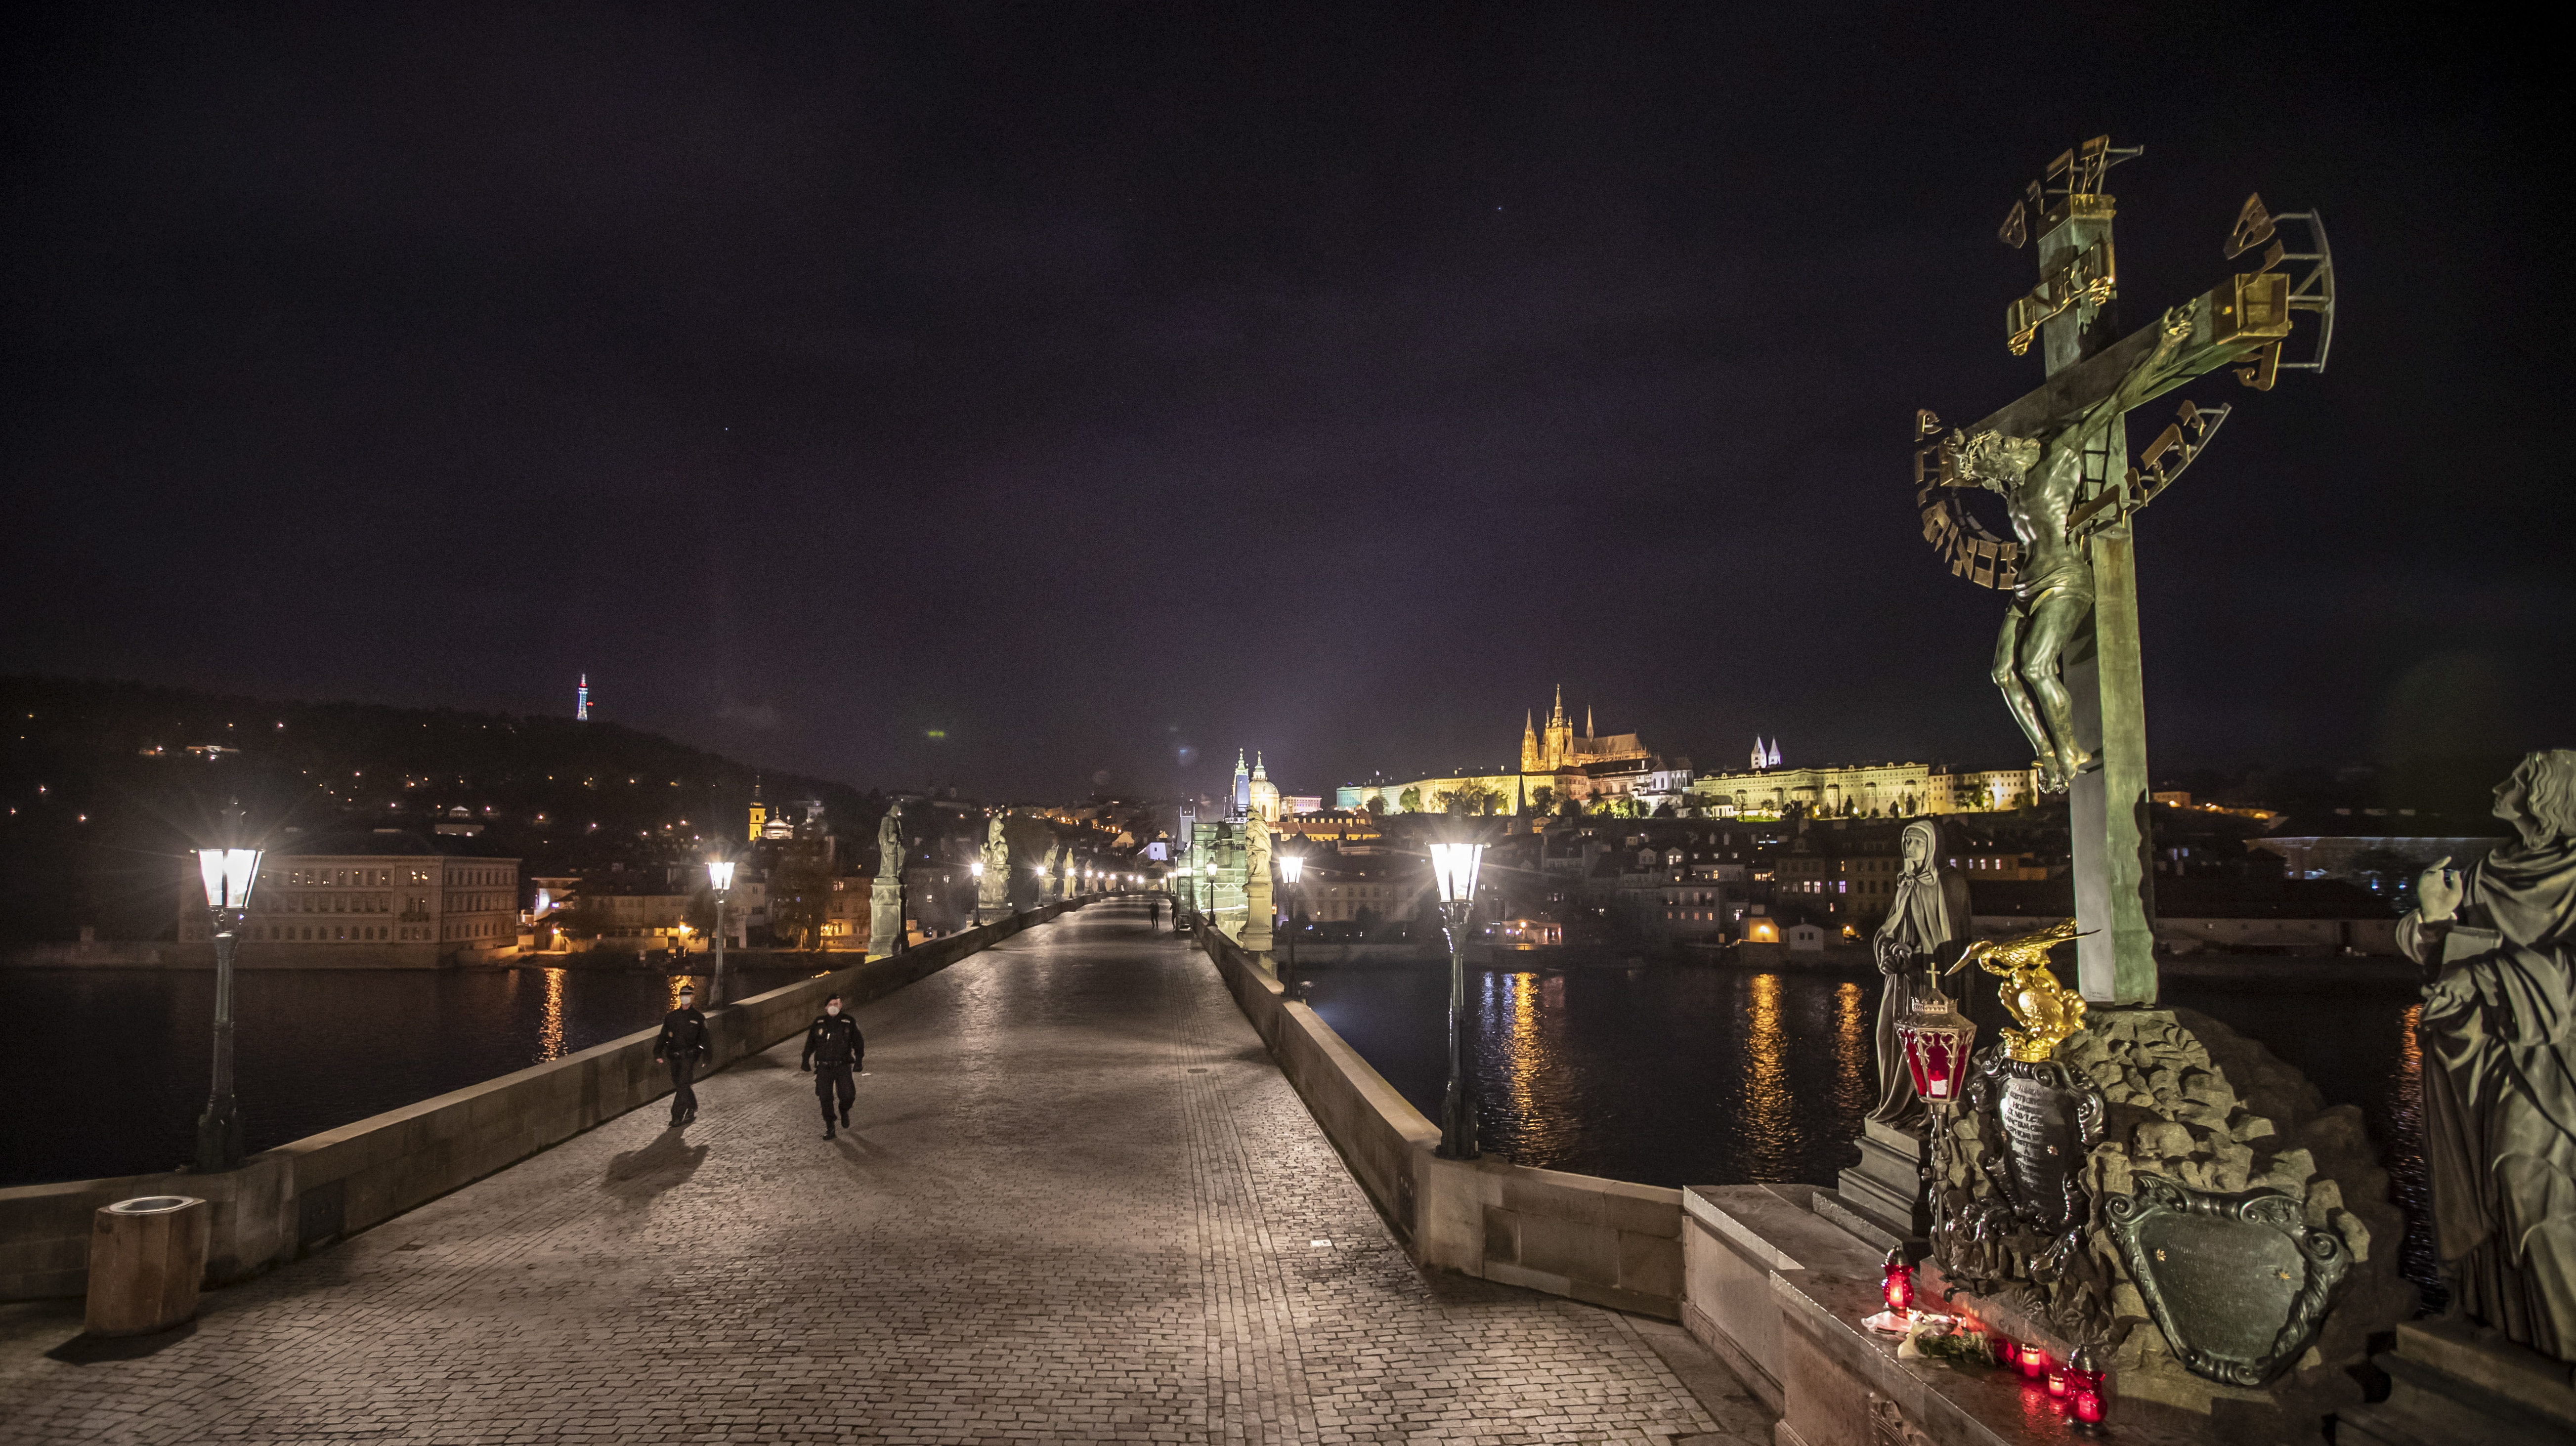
[
  {"left": 866, "top": 877, "right": 902, "bottom": 959},
  {"left": 2337, "top": 1319, "right": 2576, "bottom": 1446},
  {"left": 1834, "top": 1118, "right": 1932, "bottom": 1250},
  {"left": 1243, "top": 876, "right": 1274, "bottom": 954}
]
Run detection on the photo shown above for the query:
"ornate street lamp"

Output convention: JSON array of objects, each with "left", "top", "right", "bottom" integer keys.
[
  {"left": 705, "top": 858, "right": 736, "bottom": 1006},
  {"left": 1202, "top": 859, "right": 1217, "bottom": 924},
  {"left": 1427, "top": 830, "right": 1487, "bottom": 1159},
  {"left": 192, "top": 831, "right": 263, "bottom": 1173},
  {"left": 969, "top": 860, "right": 985, "bottom": 926}
]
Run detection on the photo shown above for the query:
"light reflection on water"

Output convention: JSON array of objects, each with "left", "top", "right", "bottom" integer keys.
[
  {"left": 538, "top": 968, "right": 568, "bottom": 1062},
  {"left": 1742, "top": 973, "right": 1792, "bottom": 1177},
  {"left": 1311, "top": 962, "right": 2434, "bottom": 1298}
]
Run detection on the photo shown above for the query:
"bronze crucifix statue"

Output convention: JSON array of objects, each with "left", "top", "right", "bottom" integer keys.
[{"left": 1913, "top": 138, "right": 2335, "bottom": 1003}]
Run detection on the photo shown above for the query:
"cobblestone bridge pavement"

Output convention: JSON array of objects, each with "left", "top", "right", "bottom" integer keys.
[{"left": 1, "top": 901, "right": 1768, "bottom": 1446}]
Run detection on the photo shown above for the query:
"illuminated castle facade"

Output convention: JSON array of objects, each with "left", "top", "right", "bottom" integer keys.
[
  {"left": 1339, "top": 687, "right": 1687, "bottom": 817},
  {"left": 1519, "top": 686, "right": 1654, "bottom": 773}
]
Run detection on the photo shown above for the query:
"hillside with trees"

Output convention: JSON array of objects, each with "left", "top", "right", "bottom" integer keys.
[{"left": 0, "top": 676, "right": 879, "bottom": 944}]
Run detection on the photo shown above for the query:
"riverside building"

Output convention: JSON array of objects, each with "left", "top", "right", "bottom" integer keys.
[{"left": 177, "top": 829, "right": 522, "bottom": 964}]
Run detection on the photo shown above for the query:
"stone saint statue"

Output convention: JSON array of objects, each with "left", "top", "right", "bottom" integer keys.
[
  {"left": 2401, "top": 749, "right": 2576, "bottom": 1362},
  {"left": 1244, "top": 813, "right": 1272, "bottom": 882},
  {"left": 877, "top": 804, "right": 904, "bottom": 881},
  {"left": 1953, "top": 306, "right": 2196, "bottom": 791},
  {"left": 1869, "top": 818, "right": 1973, "bottom": 1124}
]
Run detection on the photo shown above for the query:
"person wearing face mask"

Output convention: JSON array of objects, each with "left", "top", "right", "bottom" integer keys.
[{"left": 799, "top": 993, "right": 866, "bottom": 1139}]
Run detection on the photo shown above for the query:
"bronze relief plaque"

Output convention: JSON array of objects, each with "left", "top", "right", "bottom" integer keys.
[
  {"left": 1999, "top": 1071, "right": 2087, "bottom": 1232},
  {"left": 2105, "top": 1174, "right": 2350, "bottom": 1385}
]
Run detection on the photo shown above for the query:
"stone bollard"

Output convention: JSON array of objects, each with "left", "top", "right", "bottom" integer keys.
[{"left": 86, "top": 1195, "right": 210, "bottom": 1337}]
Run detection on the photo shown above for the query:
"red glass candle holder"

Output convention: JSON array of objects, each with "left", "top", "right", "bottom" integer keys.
[
  {"left": 2019, "top": 1343, "right": 2050, "bottom": 1380},
  {"left": 2064, "top": 1347, "right": 2107, "bottom": 1426},
  {"left": 1881, "top": 1249, "right": 1914, "bottom": 1314}
]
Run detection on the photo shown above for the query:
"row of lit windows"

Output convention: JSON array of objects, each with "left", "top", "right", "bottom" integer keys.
[
  {"left": 267, "top": 867, "right": 428, "bottom": 887},
  {"left": 257, "top": 924, "right": 399, "bottom": 941}
]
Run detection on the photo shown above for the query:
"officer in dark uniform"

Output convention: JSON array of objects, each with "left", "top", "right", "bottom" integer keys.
[
  {"left": 800, "top": 993, "right": 865, "bottom": 1139},
  {"left": 653, "top": 984, "right": 712, "bottom": 1127}
]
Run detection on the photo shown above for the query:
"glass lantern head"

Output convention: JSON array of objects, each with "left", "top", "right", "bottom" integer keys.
[
  {"left": 1277, "top": 853, "right": 1305, "bottom": 886},
  {"left": 1427, "top": 841, "right": 1485, "bottom": 905},
  {"left": 1895, "top": 977, "right": 1978, "bottom": 1109},
  {"left": 197, "top": 848, "right": 262, "bottom": 910},
  {"left": 707, "top": 859, "right": 736, "bottom": 891}
]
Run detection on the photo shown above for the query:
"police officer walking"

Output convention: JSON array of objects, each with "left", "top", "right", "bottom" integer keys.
[
  {"left": 654, "top": 983, "right": 712, "bottom": 1127},
  {"left": 800, "top": 993, "right": 865, "bottom": 1140}
]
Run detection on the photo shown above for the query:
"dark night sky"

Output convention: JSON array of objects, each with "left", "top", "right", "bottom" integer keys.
[{"left": 5, "top": 5, "right": 2566, "bottom": 804}]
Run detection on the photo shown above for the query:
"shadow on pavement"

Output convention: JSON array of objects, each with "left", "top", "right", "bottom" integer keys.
[
  {"left": 602, "top": 1130, "right": 709, "bottom": 1204},
  {"left": 833, "top": 1133, "right": 890, "bottom": 1160},
  {"left": 43, "top": 1318, "right": 197, "bottom": 1363}
]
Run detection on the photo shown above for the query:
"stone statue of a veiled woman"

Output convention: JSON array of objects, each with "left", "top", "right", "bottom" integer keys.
[
  {"left": 877, "top": 804, "right": 904, "bottom": 880},
  {"left": 2401, "top": 748, "right": 2576, "bottom": 1362},
  {"left": 1870, "top": 817, "right": 1975, "bottom": 1125}
]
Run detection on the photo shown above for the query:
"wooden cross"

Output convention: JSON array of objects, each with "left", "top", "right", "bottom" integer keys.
[{"left": 1913, "top": 137, "right": 2336, "bottom": 1005}]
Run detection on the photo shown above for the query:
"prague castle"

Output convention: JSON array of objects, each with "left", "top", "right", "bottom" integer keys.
[
  {"left": 1520, "top": 686, "right": 1653, "bottom": 773},
  {"left": 1340, "top": 688, "right": 1689, "bottom": 816},
  {"left": 1331, "top": 684, "right": 2040, "bottom": 820}
]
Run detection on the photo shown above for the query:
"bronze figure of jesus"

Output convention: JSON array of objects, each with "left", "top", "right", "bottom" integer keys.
[{"left": 1954, "top": 305, "right": 2196, "bottom": 791}]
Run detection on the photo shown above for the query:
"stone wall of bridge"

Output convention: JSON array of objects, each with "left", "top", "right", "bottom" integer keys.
[{"left": 1196, "top": 917, "right": 1685, "bottom": 1318}]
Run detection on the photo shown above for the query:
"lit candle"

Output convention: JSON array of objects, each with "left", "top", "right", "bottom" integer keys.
[
  {"left": 2020, "top": 1343, "right": 2049, "bottom": 1379},
  {"left": 1881, "top": 1249, "right": 1914, "bottom": 1314},
  {"left": 2065, "top": 1347, "right": 2106, "bottom": 1427}
]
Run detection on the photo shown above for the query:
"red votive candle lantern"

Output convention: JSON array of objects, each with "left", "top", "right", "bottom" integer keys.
[
  {"left": 2065, "top": 1347, "right": 2106, "bottom": 1427},
  {"left": 2020, "top": 1343, "right": 2049, "bottom": 1380},
  {"left": 1881, "top": 1248, "right": 1914, "bottom": 1314},
  {"left": 2048, "top": 1364, "right": 2067, "bottom": 1397}
]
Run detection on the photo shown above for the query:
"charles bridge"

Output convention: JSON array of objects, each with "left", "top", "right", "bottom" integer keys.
[{"left": 0, "top": 900, "right": 1766, "bottom": 1445}]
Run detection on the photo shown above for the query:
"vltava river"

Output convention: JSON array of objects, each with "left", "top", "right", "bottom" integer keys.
[{"left": 1303, "top": 963, "right": 2430, "bottom": 1297}]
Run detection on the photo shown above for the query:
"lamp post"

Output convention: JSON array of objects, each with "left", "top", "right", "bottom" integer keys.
[
  {"left": 1277, "top": 851, "right": 1306, "bottom": 1000},
  {"left": 969, "top": 860, "right": 985, "bottom": 925},
  {"left": 1202, "top": 860, "right": 1216, "bottom": 924},
  {"left": 1427, "top": 832, "right": 1487, "bottom": 1159},
  {"left": 706, "top": 859, "right": 736, "bottom": 1007},
  {"left": 192, "top": 836, "right": 263, "bottom": 1173}
]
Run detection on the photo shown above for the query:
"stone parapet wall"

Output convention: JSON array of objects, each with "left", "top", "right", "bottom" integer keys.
[
  {"left": 1198, "top": 922, "right": 1684, "bottom": 1318},
  {"left": 0, "top": 898, "right": 1099, "bottom": 1300}
]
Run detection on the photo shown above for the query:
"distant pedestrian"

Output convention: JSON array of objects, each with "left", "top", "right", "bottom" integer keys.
[
  {"left": 800, "top": 993, "right": 866, "bottom": 1140},
  {"left": 654, "top": 984, "right": 712, "bottom": 1127}
]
